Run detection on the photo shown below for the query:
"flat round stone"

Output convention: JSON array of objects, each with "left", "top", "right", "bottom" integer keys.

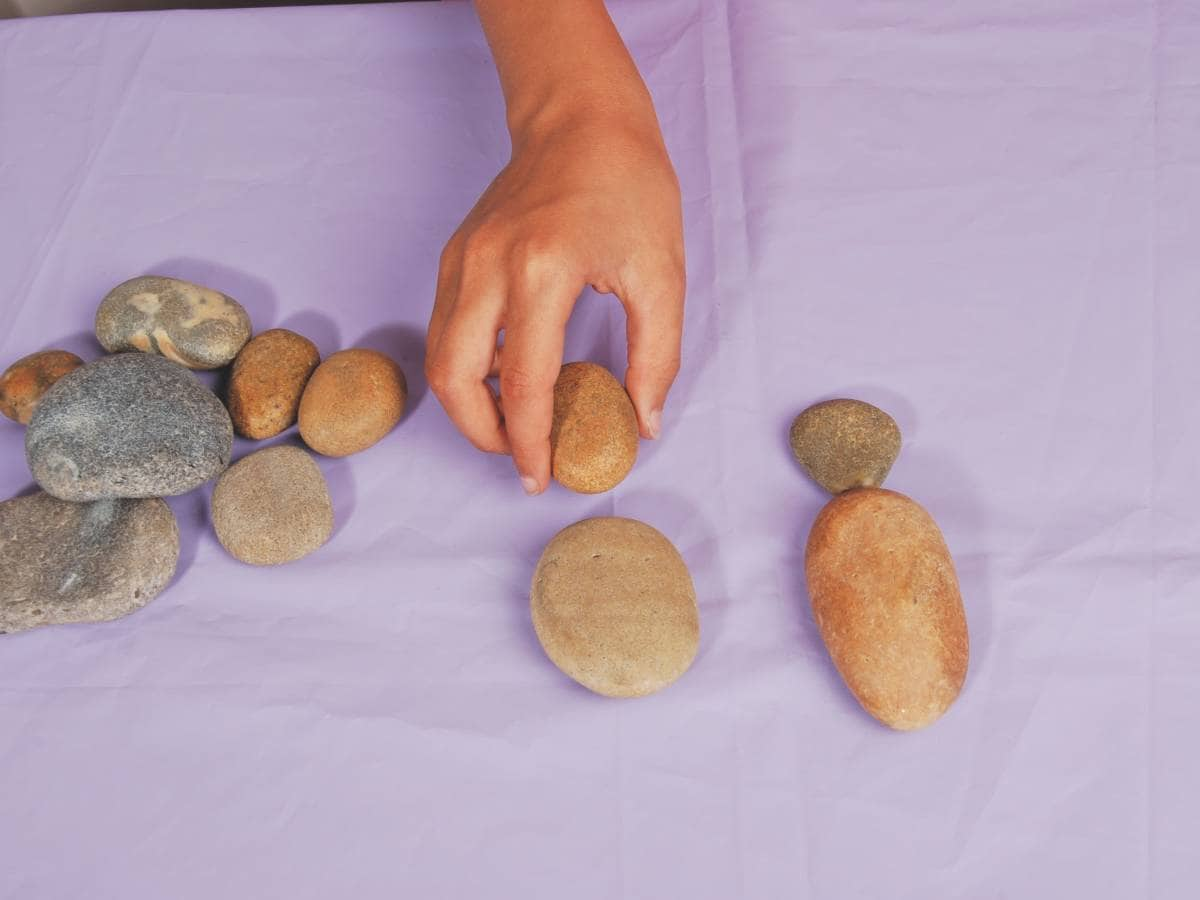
[{"left": 531, "top": 516, "right": 699, "bottom": 698}]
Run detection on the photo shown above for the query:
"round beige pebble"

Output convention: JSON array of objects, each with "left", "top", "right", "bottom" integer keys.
[
  {"left": 298, "top": 348, "right": 406, "bottom": 457},
  {"left": 0, "top": 350, "right": 84, "bottom": 425},
  {"left": 210, "top": 445, "right": 333, "bottom": 566},
  {"left": 228, "top": 329, "right": 321, "bottom": 440},
  {"left": 790, "top": 398, "right": 901, "bottom": 494},
  {"left": 531, "top": 516, "right": 699, "bottom": 698},
  {"left": 550, "top": 362, "right": 638, "bottom": 494}
]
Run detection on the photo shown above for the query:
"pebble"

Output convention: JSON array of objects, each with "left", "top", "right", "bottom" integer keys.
[
  {"left": 790, "top": 398, "right": 901, "bottom": 494},
  {"left": 210, "top": 445, "right": 334, "bottom": 566},
  {"left": 228, "top": 329, "right": 321, "bottom": 439},
  {"left": 805, "top": 487, "right": 968, "bottom": 730},
  {"left": 26, "top": 353, "right": 233, "bottom": 501},
  {"left": 0, "top": 350, "right": 84, "bottom": 425},
  {"left": 531, "top": 516, "right": 699, "bottom": 698},
  {"left": 0, "top": 491, "right": 179, "bottom": 634},
  {"left": 550, "top": 362, "right": 638, "bottom": 494},
  {"left": 298, "top": 348, "right": 406, "bottom": 457},
  {"left": 95, "top": 275, "right": 252, "bottom": 369}
]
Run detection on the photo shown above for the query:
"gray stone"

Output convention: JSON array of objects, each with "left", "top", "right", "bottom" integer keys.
[
  {"left": 26, "top": 353, "right": 233, "bottom": 501},
  {"left": 789, "top": 399, "right": 902, "bottom": 495},
  {"left": 95, "top": 275, "right": 252, "bottom": 370},
  {"left": 0, "top": 491, "right": 179, "bottom": 634}
]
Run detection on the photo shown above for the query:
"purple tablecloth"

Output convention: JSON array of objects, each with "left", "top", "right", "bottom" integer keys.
[{"left": 1, "top": 1, "right": 1197, "bottom": 896}]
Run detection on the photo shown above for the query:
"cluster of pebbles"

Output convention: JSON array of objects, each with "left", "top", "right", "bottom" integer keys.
[{"left": 0, "top": 275, "right": 406, "bottom": 634}]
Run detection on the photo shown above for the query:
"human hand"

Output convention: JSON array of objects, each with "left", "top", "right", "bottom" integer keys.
[{"left": 426, "top": 104, "right": 684, "bottom": 495}]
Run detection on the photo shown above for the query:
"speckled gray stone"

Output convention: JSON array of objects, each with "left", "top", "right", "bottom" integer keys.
[
  {"left": 0, "top": 491, "right": 179, "bottom": 634},
  {"left": 789, "top": 399, "right": 902, "bottom": 495},
  {"left": 26, "top": 353, "right": 233, "bottom": 501},
  {"left": 96, "top": 275, "right": 252, "bottom": 369}
]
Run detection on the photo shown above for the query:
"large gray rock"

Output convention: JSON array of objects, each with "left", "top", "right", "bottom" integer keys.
[
  {"left": 26, "top": 352, "right": 233, "bottom": 501},
  {"left": 0, "top": 491, "right": 179, "bottom": 634}
]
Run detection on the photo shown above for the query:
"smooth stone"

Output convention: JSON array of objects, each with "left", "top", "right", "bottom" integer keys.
[
  {"left": 26, "top": 353, "right": 233, "bottom": 501},
  {"left": 228, "top": 329, "right": 321, "bottom": 440},
  {"left": 0, "top": 491, "right": 179, "bottom": 634},
  {"left": 531, "top": 516, "right": 699, "bottom": 698},
  {"left": 550, "top": 362, "right": 638, "bottom": 494},
  {"left": 805, "top": 487, "right": 968, "bottom": 731},
  {"left": 0, "top": 350, "right": 84, "bottom": 425},
  {"left": 790, "top": 398, "right": 901, "bottom": 494},
  {"left": 95, "top": 275, "right": 252, "bottom": 370},
  {"left": 211, "top": 445, "right": 333, "bottom": 566},
  {"left": 298, "top": 348, "right": 406, "bottom": 457}
]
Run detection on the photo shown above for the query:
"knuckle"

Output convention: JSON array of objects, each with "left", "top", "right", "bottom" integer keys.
[
  {"left": 500, "top": 363, "right": 551, "bottom": 400},
  {"left": 424, "top": 357, "right": 457, "bottom": 396},
  {"left": 511, "top": 235, "right": 566, "bottom": 287}
]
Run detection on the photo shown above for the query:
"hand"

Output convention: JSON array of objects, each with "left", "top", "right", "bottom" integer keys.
[{"left": 426, "top": 106, "right": 684, "bottom": 495}]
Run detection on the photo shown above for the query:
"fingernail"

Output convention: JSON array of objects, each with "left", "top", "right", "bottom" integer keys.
[
  {"left": 521, "top": 475, "right": 541, "bottom": 495},
  {"left": 647, "top": 408, "right": 662, "bottom": 440}
]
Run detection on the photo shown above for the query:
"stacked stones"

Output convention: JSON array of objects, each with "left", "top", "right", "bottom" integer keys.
[
  {"left": 0, "top": 274, "right": 407, "bottom": 634},
  {"left": 790, "top": 399, "right": 969, "bottom": 731}
]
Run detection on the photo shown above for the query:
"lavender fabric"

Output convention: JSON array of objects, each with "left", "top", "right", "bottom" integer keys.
[{"left": 1, "top": 1, "right": 1196, "bottom": 896}]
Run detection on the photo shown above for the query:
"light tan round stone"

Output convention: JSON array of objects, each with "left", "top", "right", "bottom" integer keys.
[
  {"left": 550, "top": 362, "right": 639, "bottom": 494},
  {"left": 210, "top": 445, "right": 333, "bottom": 566},
  {"left": 298, "top": 348, "right": 406, "bottom": 457},
  {"left": 228, "top": 329, "right": 321, "bottom": 440},
  {"left": 531, "top": 516, "right": 699, "bottom": 698}
]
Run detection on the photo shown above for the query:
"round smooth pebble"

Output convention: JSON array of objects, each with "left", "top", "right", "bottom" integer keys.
[
  {"left": 95, "top": 274, "right": 252, "bottom": 369},
  {"left": 298, "top": 348, "right": 406, "bottom": 457},
  {"left": 210, "top": 445, "right": 333, "bottom": 566},
  {"left": 26, "top": 353, "right": 233, "bottom": 502},
  {"left": 0, "top": 491, "right": 179, "bottom": 634},
  {"left": 531, "top": 516, "right": 699, "bottom": 698},
  {"left": 550, "top": 362, "right": 638, "bottom": 494},
  {"left": 806, "top": 487, "right": 968, "bottom": 730},
  {"left": 228, "top": 329, "right": 321, "bottom": 440},
  {"left": 0, "top": 350, "right": 84, "bottom": 425},
  {"left": 789, "top": 398, "right": 901, "bottom": 494}
]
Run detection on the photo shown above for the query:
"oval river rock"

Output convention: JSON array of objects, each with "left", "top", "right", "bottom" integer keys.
[
  {"left": 211, "top": 445, "right": 334, "bottom": 566},
  {"left": 0, "top": 350, "right": 84, "bottom": 425},
  {"left": 790, "top": 398, "right": 901, "bottom": 494},
  {"left": 531, "top": 516, "right": 699, "bottom": 698},
  {"left": 805, "top": 487, "right": 968, "bottom": 730},
  {"left": 26, "top": 353, "right": 233, "bottom": 501},
  {"left": 228, "top": 328, "right": 321, "bottom": 439},
  {"left": 298, "top": 348, "right": 406, "bottom": 457},
  {"left": 550, "top": 362, "right": 638, "bottom": 494},
  {"left": 0, "top": 491, "right": 179, "bottom": 634},
  {"left": 96, "top": 275, "right": 252, "bottom": 369}
]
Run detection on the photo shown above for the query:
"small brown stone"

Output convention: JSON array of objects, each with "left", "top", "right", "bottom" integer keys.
[
  {"left": 531, "top": 516, "right": 699, "bottom": 698},
  {"left": 790, "top": 398, "right": 901, "bottom": 494},
  {"left": 297, "top": 348, "right": 407, "bottom": 457},
  {"left": 228, "top": 329, "right": 320, "bottom": 440},
  {"left": 210, "top": 445, "right": 333, "bottom": 566},
  {"left": 805, "top": 487, "right": 968, "bottom": 730},
  {"left": 550, "top": 362, "right": 638, "bottom": 494},
  {"left": 0, "top": 350, "right": 84, "bottom": 425}
]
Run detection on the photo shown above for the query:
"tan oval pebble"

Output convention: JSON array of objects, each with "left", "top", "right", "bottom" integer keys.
[
  {"left": 211, "top": 445, "right": 333, "bottom": 566},
  {"left": 531, "top": 516, "right": 699, "bottom": 698},
  {"left": 298, "top": 348, "right": 407, "bottom": 457},
  {"left": 790, "top": 399, "right": 901, "bottom": 494},
  {"left": 550, "top": 362, "right": 638, "bottom": 494},
  {"left": 0, "top": 350, "right": 84, "bottom": 425},
  {"left": 805, "top": 487, "right": 968, "bottom": 730},
  {"left": 96, "top": 275, "right": 252, "bottom": 369},
  {"left": 228, "top": 329, "right": 321, "bottom": 440}
]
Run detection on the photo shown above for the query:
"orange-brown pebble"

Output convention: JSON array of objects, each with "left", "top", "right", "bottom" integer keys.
[
  {"left": 550, "top": 362, "right": 639, "bottom": 494},
  {"left": 227, "top": 329, "right": 320, "bottom": 440},
  {"left": 805, "top": 487, "right": 969, "bottom": 731},
  {"left": 298, "top": 348, "right": 406, "bottom": 457},
  {"left": 0, "top": 350, "right": 84, "bottom": 425}
]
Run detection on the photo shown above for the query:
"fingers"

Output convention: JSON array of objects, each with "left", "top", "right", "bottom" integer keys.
[
  {"left": 425, "top": 242, "right": 510, "bottom": 455},
  {"left": 621, "top": 259, "right": 685, "bottom": 439},
  {"left": 501, "top": 266, "right": 577, "bottom": 495}
]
